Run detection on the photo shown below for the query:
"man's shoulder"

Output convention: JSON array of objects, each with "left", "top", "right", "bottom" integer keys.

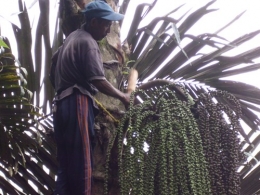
[
  {"left": 62, "top": 30, "right": 98, "bottom": 52},
  {"left": 69, "top": 29, "right": 97, "bottom": 46}
]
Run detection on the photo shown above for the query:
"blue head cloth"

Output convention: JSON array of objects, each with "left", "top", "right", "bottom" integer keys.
[{"left": 82, "top": 1, "right": 124, "bottom": 21}]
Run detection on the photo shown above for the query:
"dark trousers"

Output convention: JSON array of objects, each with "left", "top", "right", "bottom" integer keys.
[{"left": 53, "top": 92, "right": 95, "bottom": 195}]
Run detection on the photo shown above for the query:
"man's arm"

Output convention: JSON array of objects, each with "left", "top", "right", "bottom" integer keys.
[{"left": 91, "top": 79, "right": 130, "bottom": 106}]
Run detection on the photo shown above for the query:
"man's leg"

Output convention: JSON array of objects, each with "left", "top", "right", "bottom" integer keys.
[
  {"left": 53, "top": 92, "right": 95, "bottom": 195},
  {"left": 53, "top": 95, "right": 74, "bottom": 195}
]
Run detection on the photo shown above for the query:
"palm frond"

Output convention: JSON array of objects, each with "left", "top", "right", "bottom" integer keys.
[{"left": 0, "top": 36, "right": 57, "bottom": 194}]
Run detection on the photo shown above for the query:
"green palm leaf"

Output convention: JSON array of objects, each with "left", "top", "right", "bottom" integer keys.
[{"left": 0, "top": 37, "right": 57, "bottom": 194}]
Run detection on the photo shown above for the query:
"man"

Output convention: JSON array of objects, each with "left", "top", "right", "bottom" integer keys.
[{"left": 52, "top": 1, "right": 130, "bottom": 194}]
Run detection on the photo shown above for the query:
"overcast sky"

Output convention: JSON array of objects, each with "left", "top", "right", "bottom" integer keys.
[{"left": 1, "top": 0, "right": 260, "bottom": 88}]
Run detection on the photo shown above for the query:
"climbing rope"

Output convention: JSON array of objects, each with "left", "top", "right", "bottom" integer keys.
[{"left": 94, "top": 98, "right": 120, "bottom": 124}]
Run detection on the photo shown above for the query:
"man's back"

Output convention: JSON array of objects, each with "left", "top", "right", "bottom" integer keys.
[{"left": 55, "top": 29, "right": 105, "bottom": 96}]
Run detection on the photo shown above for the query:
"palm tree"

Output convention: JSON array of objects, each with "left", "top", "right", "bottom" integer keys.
[
  {"left": 0, "top": 0, "right": 260, "bottom": 194},
  {"left": 0, "top": 36, "right": 57, "bottom": 194}
]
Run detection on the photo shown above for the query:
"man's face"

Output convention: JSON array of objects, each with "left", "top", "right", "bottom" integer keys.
[{"left": 92, "top": 18, "right": 112, "bottom": 40}]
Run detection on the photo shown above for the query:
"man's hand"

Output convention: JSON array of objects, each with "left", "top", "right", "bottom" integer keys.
[
  {"left": 92, "top": 79, "right": 131, "bottom": 108},
  {"left": 121, "top": 92, "right": 131, "bottom": 108}
]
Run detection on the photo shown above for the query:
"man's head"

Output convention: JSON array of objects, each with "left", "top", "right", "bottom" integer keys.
[{"left": 82, "top": 0, "right": 124, "bottom": 40}]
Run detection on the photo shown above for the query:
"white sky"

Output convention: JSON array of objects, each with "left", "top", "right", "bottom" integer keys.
[{"left": 0, "top": 1, "right": 259, "bottom": 100}]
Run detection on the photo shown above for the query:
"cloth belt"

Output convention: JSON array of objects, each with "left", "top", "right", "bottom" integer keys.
[{"left": 54, "top": 86, "right": 75, "bottom": 102}]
